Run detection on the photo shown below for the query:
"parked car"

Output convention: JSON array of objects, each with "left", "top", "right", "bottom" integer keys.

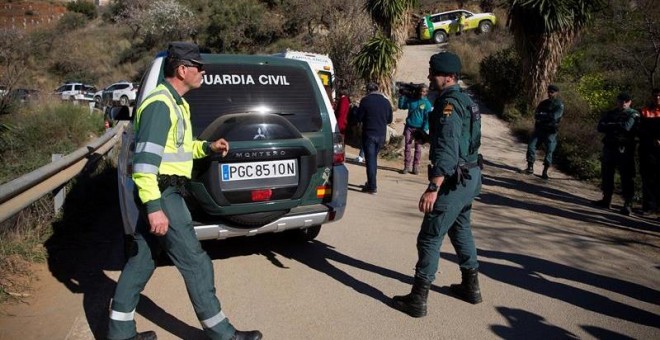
[
  {"left": 111, "top": 52, "right": 348, "bottom": 243},
  {"left": 94, "top": 81, "right": 139, "bottom": 108},
  {"left": 418, "top": 9, "right": 497, "bottom": 43},
  {"left": 54, "top": 82, "right": 97, "bottom": 102},
  {"left": 6, "top": 88, "right": 40, "bottom": 103}
]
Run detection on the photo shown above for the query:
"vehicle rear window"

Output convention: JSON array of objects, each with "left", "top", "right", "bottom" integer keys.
[{"left": 186, "top": 63, "right": 322, "bottom": 135}]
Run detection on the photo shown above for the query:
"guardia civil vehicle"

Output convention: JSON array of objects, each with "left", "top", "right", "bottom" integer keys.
[{"left": 114, "top": 52, "right": 348, "bottom": 242}]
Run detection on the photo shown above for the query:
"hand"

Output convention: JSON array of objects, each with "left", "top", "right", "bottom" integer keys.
[
  {"left": 147, "top": 210, "right": 169, "bottom": 236},
  {"left": 419, "top": 190, "right": 438, "bottom": 214},
  {"left": 210, "top": 138, "right": 229, "bottom": 157}
]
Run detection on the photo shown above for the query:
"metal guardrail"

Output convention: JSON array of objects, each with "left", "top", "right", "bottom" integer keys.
[{"left": 0, "top": 122, "right": 126, "bottom": 224}]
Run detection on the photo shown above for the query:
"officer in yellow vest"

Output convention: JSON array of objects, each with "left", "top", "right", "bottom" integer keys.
[{"left": 107, "top": 42, "right": 262, "bottom": 340}]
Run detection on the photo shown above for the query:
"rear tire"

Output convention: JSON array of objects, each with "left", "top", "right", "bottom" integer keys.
[
  {"left": 478, "top": 21, "right": 493, "bottom": 34},
  {"left": 433, "top": 31, "right": 448, "bottom": 44},
  {"left": 291, "top": 225, "right": 321, "bottom": 242}
]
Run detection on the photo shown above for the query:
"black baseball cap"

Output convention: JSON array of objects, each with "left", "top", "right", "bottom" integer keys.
[
  {"left": 167, "top": 42, "right": 204, "bottom": 65},
  {"left": 548, "top": 84, "right": 559, "bottom": 92},
  {"left": 616, "top": 92, "right": 631, "bottom": 102}
]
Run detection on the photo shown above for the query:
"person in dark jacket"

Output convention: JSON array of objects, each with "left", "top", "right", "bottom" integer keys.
[
  {"left": 638, "top": 88, "right": 660, "bottom": 216},
  {"left": 594, "top": 92, "right": 640, "bottom": 215},
  {"left": 524, "top": 84, "right": 564, "bottom": 179},
  {"left": 355, "top": 82, "right": 393, "bottom": 194}
]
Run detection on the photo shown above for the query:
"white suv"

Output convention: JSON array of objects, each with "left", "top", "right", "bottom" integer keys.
[
  {"left": 54, "top": 82, "right": 96, "bottom": 102},
  {"left": 95, "top": 81, "right": 138, "bottom": 107}
]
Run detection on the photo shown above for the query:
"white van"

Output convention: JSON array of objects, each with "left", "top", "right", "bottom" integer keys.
[{"left": 273, "top": 50, "right": 335, "bottom": 102}]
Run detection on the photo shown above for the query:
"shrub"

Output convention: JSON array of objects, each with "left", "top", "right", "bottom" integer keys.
[
  {"left": 478, "top": 47, "right": 522, "bottom": 114},
  {"left": 66, "top": 0, "right": 98, "bottom": 20},
  {"left": 57, "top": 12, "right": 88, "bottom": 32}
]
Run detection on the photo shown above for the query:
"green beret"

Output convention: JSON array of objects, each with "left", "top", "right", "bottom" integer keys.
[{"left": 429, "top": 52, "right": 461, "bottom": 74}]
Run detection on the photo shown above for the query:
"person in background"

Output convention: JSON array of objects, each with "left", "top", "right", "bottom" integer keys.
[
  {"left": 393, "top": 51, "right": 483, "bottom": 318},
  {"left": 524, "top": 84, "right": 564, "bottom": 179},
  {"left": 457, "top": 12, "right": 466, "bottom": 35},
  {"left": 334, "top": 88, "right": 351, "bottom": 136},
  {"left": 593, "top": 92, "right": 639, "bottom": 216},
  {"left": 356, "top": 82, "right": 393, "bottom": 194},
  {"left": 638, "top": 88, "right": 660, "bottom": 216},
  {"left": 399, "top": 84, "right": 432, "bottom": 175},
  {"left": 107, "top": 42, "right": 262, "bottom": 340}
]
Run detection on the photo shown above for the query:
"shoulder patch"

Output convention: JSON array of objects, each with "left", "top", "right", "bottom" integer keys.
[{"left": 443, "top": 103, "right": 453, "bottom": 116}]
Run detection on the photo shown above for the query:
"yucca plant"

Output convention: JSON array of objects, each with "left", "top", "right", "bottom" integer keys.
[
  {"left": 353, "top": 33, "right": 401, "bottom": 97},
  {"left": 507, "top": 0, "right": 604, "bottom": 107}
]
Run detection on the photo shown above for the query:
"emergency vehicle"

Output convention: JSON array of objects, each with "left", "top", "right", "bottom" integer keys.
[{"left": 273, "top": 50, "right": 335, "bottom": 102}]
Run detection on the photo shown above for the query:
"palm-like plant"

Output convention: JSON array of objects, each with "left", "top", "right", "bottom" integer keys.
[
  {"left": 356, "top": 0, "right": 416, "bottom": 96},
  {"left": 507, "top": 0, "right": 604, "bottom": 106},
  {"left": 354, "top": 32, "right": 401, "bottom": 96}
]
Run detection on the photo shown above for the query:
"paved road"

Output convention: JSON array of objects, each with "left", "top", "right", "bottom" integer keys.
[{"left": 1, "top": 44, "right": 659, "bottom": 340}]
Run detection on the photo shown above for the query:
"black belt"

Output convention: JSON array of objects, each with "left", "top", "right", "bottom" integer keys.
[{"left": 157, "top": 175, "right": 189, "bottom": 191}]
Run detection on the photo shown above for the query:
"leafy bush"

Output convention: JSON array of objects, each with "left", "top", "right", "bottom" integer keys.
[
  {"left": 0, "top": 102, "right": 104, "bottom": 184},
  {"left": 575, "top": 73, "right": 618, "bottom": 117},
  {"left": 57, "top": 12, "right": 88, "bottom": 32},
  {"left": 66, "top": 0, "right": 98, "bottom": 20},
  {"left": 478, "top": 47, "right": 522, "bottom": 113}
]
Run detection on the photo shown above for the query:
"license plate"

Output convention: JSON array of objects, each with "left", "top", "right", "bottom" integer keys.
[{"left": 221, "top": 159, "right": 297, "bottom": 182}]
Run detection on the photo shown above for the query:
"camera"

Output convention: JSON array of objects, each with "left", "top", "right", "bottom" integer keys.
[{"left": 396, "top": 81, "right": 424, "bottom": 97}]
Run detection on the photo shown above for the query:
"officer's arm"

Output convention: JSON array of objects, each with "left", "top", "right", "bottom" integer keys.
[
  {"left": 552, "top": 101, "right": 564, "bottom": 124},
  {"left": 597, "top": 113, "right": 612, "bottom": 133},
  {"left": 397, "top": 95, "right": 408, "bottom": 110},
  {"left": 387, "top": 101, "right": 393, "bottom": 124},
  {"left": 132, "top": 102, "right": 171, "bottom": 213},
  {"left": 429, "top": 103, "right": 460, "bottom": 181},
  {"left": 620, "top": 110, "right": 639, "bottom": 131}
]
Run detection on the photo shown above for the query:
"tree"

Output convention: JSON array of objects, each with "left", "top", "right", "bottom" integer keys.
[
  {"left": 114, "top": 0, "right": 197, "bottom": 46},
  {"left": 353, "top": 32, "right": 400, "bottom": 96},
  {"left": 358, "top": 0, "right": 416, "bottom": 96},
  {"left": 506, "top": 0, "right": 604, "bottom": 107},
  {"left": 0, "top": 29, "right": 30, "bottom": 114},
  {"left": 597, "top": 0, "right": 659, "bottom": 90}
]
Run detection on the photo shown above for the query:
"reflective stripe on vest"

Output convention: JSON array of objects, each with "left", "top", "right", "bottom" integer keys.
[
  {"left": 109, "top": 309, "right": 136, "bottom": 321},
  {"left": 134, "top": 84, "right": 195, "bottom": 177},
  {"left": 200, "top": 311, "right": 227, "bottom": 329}
]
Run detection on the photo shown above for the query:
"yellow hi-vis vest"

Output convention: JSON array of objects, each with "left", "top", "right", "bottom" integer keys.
[{"left": 133, "top": 84, "right": 208, "bottom": 206}]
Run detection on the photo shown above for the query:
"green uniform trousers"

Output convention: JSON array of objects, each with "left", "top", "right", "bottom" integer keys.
[
  {"left": 415, "top": 167, "right": 481, "bottom": 282},
  {"left": 526, "top": 131, "right": 557, "bottom": 166},
  {"left": 108, "top": 186, "right": 235, "bottom": 340}
]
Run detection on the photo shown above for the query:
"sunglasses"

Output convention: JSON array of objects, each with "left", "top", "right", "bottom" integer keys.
[{"left": 181, "top": 63, "right": 204, "bottom": 72}]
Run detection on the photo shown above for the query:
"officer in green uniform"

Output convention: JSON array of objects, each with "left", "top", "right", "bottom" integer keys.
[
  {"left": 524, "top": 84, "right": 564, "bottom": 179},
  {"left": 107, "top": 42, "right": 262, "bottom": 340},
  {"left": 593, "top": 92, "right": 639, "bottom": 216},
  {"left": 393, "top": 52, "right": 483, "bottom": 318}
]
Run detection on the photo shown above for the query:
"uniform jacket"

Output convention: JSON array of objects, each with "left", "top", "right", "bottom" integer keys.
[
  {"left": 132, "top": 82, "right": 211, "bottom": 213},
  {"left": 534, "top": 97, "right": 564, "bottom": 133},
  {"left": 597, "top": 107, "right": 639, "bottom": 149},
  {"left": 398, "top": 95, "right": 432, "bottom": 131},
  {"left": 356, "top": 91, "right": 393, "bottom": 140},
  {"left": 428, "top": 84, "right": 481, "bottom": 179}
]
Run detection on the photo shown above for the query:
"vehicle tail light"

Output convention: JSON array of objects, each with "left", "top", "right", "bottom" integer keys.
[
  {"left": 316, "top": 185, "right": 332, "bottom": 199},
  {"left": 333, "top": 132, "right": 345, "bottom": 165},
  {"left": 251, "top": 189, "right": 272, "bottom": 202}
]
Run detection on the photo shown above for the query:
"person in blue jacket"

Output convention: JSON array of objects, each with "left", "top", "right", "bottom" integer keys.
[
  {"left": 356, "top": 82, "right": 393, "bottom": 194},
  {"left": 399, "top": 84, "right": 432, "bottom": 175}
]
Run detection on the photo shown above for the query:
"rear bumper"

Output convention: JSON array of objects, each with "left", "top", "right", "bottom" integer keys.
[{"left": 193, "top": 163, "right": 348, "bottom": 240}]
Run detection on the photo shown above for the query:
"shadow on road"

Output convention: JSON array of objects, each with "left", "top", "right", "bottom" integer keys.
[
  {"left": 44, "top": 164, "right": 205, "bottom": 339},
  {"left": 490, "top": 307, "right": 579, "bottom": 339},
  {"left": 443, "top": 249, "right": 660, "bottom": 328}
]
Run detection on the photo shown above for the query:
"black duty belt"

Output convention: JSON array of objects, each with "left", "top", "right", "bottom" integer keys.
[{"left": 157, "top": 175, "right": 190, "bottom": 191}]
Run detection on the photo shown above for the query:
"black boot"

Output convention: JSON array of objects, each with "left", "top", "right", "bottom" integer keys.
[
  {"left": 524, "top": 162, "right": 534, "bottom": 174},
  {"left": 593, "top": 196, "right": 612, "bottom": 209},
  {"left": 541, "top": 164, "right": 549, "bottom": 179},
  {"left": 620, "top": 201, "right": 632, "bottom": 216},
  {"left": 449, "top": 268, "right": 483, "bottom": 304},
  {"left": 127, "top": 331, "right": 157, "bottom": 340},
  {"left": 231, "top": 330, "right": 263, "bottom": 340},
  {"left": 392, "top": 277, "right": 431, "bottom": 317}
]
